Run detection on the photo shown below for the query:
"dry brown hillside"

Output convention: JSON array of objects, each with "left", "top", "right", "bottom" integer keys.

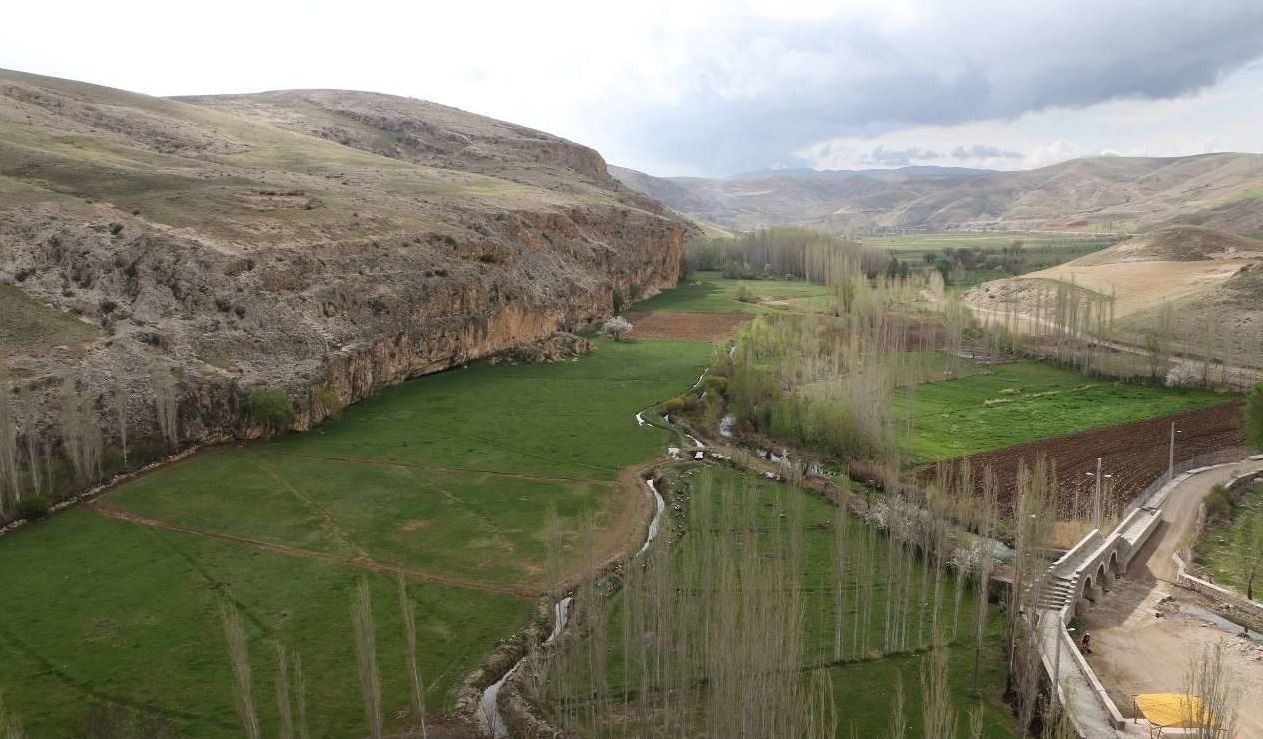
[
  {"left": 614, "top": 155, "right": 1263, "bottom": 235},
  {"left": 965, "top": 225, "right": 1263, "bottom": 373},
  {"left": 0, "top": 69, "right": 688, "bottom": 478}
]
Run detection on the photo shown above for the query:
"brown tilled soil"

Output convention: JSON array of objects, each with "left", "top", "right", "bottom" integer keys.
[
  {"left": 942, "top": 401, "right": 1246, "bottom": 517},
  {"left": 621, "top": 311, "right": 748, "bottom": 341}
]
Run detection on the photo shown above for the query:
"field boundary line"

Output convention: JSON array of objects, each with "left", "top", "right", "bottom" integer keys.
[
  {"left": 88, "top": 502, "right": 537, "bottom": 598},
  {"left": 254, "top": 458, "right": 373, "bottom": 561},
  {"left": 255, "top": 450, "right": 614, "bottom": 484}
]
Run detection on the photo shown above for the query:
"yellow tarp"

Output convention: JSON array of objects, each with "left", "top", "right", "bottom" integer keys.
[{"left": 1134, "top": 693, "right": 1216, "bottom": 728}]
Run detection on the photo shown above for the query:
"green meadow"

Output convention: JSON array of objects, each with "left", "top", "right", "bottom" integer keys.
[{"left": 0, "top": 337, "right": 711, "bottom": 736}]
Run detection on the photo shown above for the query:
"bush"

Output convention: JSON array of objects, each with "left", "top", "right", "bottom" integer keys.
[
  {"left": 15, "top": 494, "right": 52, "bottom": 520},
  {"left": 721, "top": 258, "right": 751, "bottom": 280},
  {"left": 612, "top": 287, "right": 625, "bottom": 314},
  {"left": 313, "top": 385, "right": 345, "bottom": 418},
  {"left": 1205, "top": 484, "right": 1233, "bottom": 523},
  {"left": 100, "top": 300, "right": 117, "bottom": 314},
  {"left": 602, "top": 316, "right": 634, "bottom": 341},
  {"left": 109, "top": 223, "right": 124, "bottom": 236},
  {"left": 245, "top": 388, "right": 294, "bottom": 437},
  {"left": 662, "top": 394, "right": 700, "bottom": 415},
  {"left": 701, "top": 374, "right": 728, "bottom": 398},
  {"left": 1247, "top": 384, "right": 1263, "bottom": 451},
  {"left": 735, "top": 285, "right": 757, "bottom": 303}
]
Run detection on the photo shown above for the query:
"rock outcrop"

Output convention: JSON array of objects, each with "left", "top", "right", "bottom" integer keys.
[{"left": 0, "top": 69, "right": 688, "bottom": 500}]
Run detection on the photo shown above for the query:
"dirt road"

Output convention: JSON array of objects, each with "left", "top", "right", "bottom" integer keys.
[{"left": 1084, "top": 459, "right": 1263, "bottom": 737}]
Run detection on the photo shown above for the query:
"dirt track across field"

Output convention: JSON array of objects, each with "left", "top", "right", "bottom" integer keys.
[
  {"left": 621, "top": 311, "right": 747, "bottom": 341},
  {"left": 948, "top": 402, "right": 1245, "bottom": 517}
]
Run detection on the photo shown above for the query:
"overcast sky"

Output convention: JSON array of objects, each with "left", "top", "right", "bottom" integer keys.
[{"left": 4, "top": 0, "right": 1263, "bottom": 177}]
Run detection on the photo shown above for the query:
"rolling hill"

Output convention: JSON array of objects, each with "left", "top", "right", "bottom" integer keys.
[
  {"left": 965, "top": 225, "right": 1263, "bottom": 374},
  {"left": 0, "top": 69, "right": 687, "bottom": 477},
  {"left": 612, "top": 154, "right": 1263, "bottom": 235}
]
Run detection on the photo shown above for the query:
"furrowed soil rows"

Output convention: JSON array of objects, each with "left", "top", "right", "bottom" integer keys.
[
  {"left": 944, "top": 401, "right": 1245, "bottom": 516},
  {"left": 621, "top": 311, "right": 748, "bottom": 341}
]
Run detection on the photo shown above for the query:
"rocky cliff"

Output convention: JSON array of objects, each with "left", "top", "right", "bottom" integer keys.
[{"left": 0, "top": 69, "right": 687, "bottom": 498}]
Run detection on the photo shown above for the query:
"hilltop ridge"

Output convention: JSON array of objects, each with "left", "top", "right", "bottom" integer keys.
[
  {"left": 0, "top": 68, "right": 688, "bottom": 465},
  {"left": 613, "top": 154, "right": 1263, "bottom": 235}
]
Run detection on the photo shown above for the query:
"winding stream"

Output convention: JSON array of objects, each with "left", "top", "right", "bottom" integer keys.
[
  {"left": 479, "top": 461, "right": 666, "bottom": 736},
  {"left": 636, "top": 478, "right": 665, "bottom": 557}
]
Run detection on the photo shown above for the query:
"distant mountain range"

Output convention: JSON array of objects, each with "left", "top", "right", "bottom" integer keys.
[{"left": 611, "top": 154, "right": 1263, "bottom": 236}]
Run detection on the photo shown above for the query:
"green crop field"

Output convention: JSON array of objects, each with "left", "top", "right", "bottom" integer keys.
[
  {"left": 0, "top": 337, "right": 711, "bottom": 736},
  {"left": 634, "top": 271, "right": 831, "bottom": 314},
  {"left": 896, "top": 361, "right": 1227, "bottom": 461}
]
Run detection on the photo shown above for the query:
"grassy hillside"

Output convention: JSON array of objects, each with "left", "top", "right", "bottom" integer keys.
[{"left": 0, "top": 285, "right": 98, "bottom": 361}]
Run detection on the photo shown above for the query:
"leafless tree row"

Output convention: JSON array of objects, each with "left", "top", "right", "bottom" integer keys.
[{"left": 0, "top": 362, "right": 180, "bottom": 519}]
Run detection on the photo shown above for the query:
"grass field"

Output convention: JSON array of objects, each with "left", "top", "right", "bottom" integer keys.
[
  {"left": 872, "top": 232, "right": 1120, "bottom": 288},
  {"left": 0, "top": 337, "right": 712, "bottom": 736},
  {"left": 1195, "top": 477, "right": 1263, "bottom": 592},
  {"left": 634, "top": 271, "right": 831, "bottom": 314},
  {"left": 0, "top": 509, "right": 531, "bottom": 739},
  {"left": 896, "top": 361, "right": 1227, "bottom": 461}
]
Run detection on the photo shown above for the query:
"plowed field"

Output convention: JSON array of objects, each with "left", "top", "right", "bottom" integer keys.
[
  {"left": 946, "top": 401, "right": 1246, "bottom": 517},
  {"left": 621, "top": 311, "right": 748, "bottom": 341}
]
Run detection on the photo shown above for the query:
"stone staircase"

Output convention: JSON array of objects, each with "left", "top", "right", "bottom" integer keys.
[{"left": 1037, "top": 573, "right": 1079, "bottom": 611}]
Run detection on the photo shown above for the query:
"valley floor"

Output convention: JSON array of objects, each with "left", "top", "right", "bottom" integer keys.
[{"left": 0, "top": 271, "right": 1247, "bottom": 738}]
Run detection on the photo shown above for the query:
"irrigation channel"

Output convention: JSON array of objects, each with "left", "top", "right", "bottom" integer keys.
[
  {"left": 478, "top": 358, "right": 713, "bottom": 736},
  {"left": 478, "top": 465, "right": 666, "bottom": 736}
]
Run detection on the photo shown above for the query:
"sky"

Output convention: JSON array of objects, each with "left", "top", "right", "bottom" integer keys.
[{"left": 4, "top": 0, "right": 1263, "bottom": 177}]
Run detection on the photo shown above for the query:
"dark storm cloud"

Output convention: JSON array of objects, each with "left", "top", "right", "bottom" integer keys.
[
  {"left": 604, "top": 0, "right": 1263, "bottom": 174},
  {"left": 951, "top": 145, "right": 1023, "bottom": 161}
]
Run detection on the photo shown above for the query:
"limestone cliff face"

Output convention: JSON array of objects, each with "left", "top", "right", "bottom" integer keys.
[{"left": 0, "top": 70, "right": 688, "bottom": 493}]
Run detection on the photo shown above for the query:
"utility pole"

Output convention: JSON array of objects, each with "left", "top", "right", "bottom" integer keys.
[
  {"left": 1168, "top": 422, "right": 1176, "bottom": 481},
  {"left": 1094, "top": 457, "right": 1103, "bottom": 529}
]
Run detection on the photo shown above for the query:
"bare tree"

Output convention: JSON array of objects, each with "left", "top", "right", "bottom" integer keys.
[
  {"left": 1181, "top": 639, "right": 1242, "bottom": 739},
  {"left": 920, "top": 645, "right": 958, "bottom": 739},
  {"left": 0, "top": 690, "right": 25, "bottom": 739},
  {"left": 275, "top": 643, "right": 293, "bottom": 739},
  {"left": 19, "top": 385, "right": 40, "bottom": 499},
  {"left": 112, "top": 367, "right": 128, "bottom": 468},
  {"left": 60, "top": 376, "right": 102, "bottom": 486},
  {"left": 0, "top": 374, "right": 16, "bottom": 517},
  {"left": 353, "top": 580, "right": 383, "bottom": 739},
  {"left": 220, "top": 600, "right": 261, "bottom": 739},
  {"left": 150, "top": 362, "right": 179, "bottom": 449},
  {"left": 397, "top": 575, "right": 427, "bottom": 738},
  {"left": 601, "top": 317, "right": 633, "bottom": 342},
  {"left": 291, "top": 653, "right": 310, "bottom": 739}
]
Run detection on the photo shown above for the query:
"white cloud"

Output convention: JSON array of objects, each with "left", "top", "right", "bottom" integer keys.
[
  {"left": 793, "top": 66, "right": 1263, "bottom": 173},
  {"left": 1, "top": 0, "right": 1262, "bottom": 175}
]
